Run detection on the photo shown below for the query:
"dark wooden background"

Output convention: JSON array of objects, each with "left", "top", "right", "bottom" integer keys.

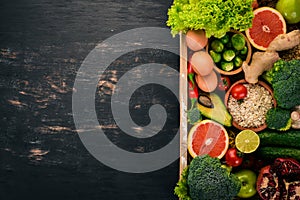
[{"left": 0, "top": 0, "right": 181, "bottom": 199}]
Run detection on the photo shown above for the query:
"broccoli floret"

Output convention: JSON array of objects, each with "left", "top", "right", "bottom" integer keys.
[
  {"left": 266, "top": 107, "right": 292, "bottom": 131},
  {"left": 187, "top": 99, "right": 202, "bottom": 125},
  {"left": 262, "top": 59, "right": 300, "bottom": 109},
  {"left": 187, "top": 155, "right": 241, "bottom": 200},
  {"left": 263, "top": 60, "right": 290, "bottom": 84},
  {"left": 273, "top": 80, "right": 300, "bottom": 109}
]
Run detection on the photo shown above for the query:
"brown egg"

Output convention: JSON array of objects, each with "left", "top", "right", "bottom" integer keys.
[
  {"left": 190, "top": 51, "right": 215, "bottom": 76},
  {"left": 195, "top": 71, "right": 218, "bottom": 93},
  {"left": 186, "top": 30, "right": 208, "bottom": 51}
]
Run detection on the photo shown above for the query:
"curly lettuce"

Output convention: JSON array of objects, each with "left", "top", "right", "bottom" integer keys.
[
  {"left": 174, "top": 166, "right": 192, "bottom": 200},
  {"left": 167, "top": 0, "right": 254, "bottom": 38}
]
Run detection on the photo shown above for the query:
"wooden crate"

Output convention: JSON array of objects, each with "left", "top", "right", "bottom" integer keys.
[{"left": 179, "top": 32, "right": 188, "bottom": 176}]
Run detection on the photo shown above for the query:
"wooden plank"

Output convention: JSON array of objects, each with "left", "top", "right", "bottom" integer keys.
[{"left": 179, "top": 32, "right": 188, "bottom": 177}]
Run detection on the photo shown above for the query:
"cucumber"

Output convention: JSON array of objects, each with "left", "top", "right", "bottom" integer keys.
[
  {"left": 257, "top": 147, "right": 300, "bottom": 161},
  {"left": 258, "top": 130, "right": 300, "bottom": 148}
]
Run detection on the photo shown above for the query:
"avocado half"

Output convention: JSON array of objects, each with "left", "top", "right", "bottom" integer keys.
[{"left": 197, "top": 93, "right": 232, "bottom": 127}]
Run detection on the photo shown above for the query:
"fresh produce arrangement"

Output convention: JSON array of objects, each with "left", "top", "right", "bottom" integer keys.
[
  {"left": 207, "top": 31, "right": 251, "bottom": 73},
  {"left": 167, "top": 0, "right": 300, "bottom": 199}
]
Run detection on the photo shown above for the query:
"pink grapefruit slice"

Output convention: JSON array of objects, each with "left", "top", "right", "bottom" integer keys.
[
  {"left": 246, "top": 7, "right": 286, "bottom": 51},
  {"left": 187, "top": 120, "right": 229, "bottom": 159}
]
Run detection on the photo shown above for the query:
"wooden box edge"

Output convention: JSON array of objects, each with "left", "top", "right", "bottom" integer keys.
[{"left": 179, "top": 32, "right": 188, "bottom": 177}]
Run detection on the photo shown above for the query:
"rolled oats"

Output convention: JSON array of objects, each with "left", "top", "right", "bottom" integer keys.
[{"left": 228, "top": 84, "right": 273, "bottom": 128}]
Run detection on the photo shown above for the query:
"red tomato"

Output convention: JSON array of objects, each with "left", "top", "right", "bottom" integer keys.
[
  {"left": 230, "top": 83, "right": 247, "bottom": 100},
  {"left": 218, "top": 76, "right": 231, "bottom": 91},
  {"left": 225, "top": 148, "right": 243, "bottom": 167}
]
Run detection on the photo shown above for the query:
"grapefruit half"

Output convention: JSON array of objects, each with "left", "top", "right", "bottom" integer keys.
[
  {"left": 246, "top": 7, "right": 286, "bottom": 51},
  {"left": 187, "top": 120, "right": 229, "bottom": 159}
]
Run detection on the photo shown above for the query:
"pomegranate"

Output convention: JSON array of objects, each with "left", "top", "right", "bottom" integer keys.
[{"left": 256, "top": 158, "right": 300, "bottom": 200}]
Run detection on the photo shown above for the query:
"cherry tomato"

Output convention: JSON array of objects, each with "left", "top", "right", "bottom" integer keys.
[
  {"left": 225, "top": 148, "right": 243, "bottom": 167},
  {"left": 218, "top": 76, "right": 231, "bottom": 91},
  {"left": 230, "top": 83, "right": 247, "bottom": 100}
]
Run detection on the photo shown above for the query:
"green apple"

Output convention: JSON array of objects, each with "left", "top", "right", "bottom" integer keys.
[
  {"left": 235, "top": 169, "right": 257, "bottom": 198},
  {"left": 276, "top": 0, "right": 300, "bottom": 24}
]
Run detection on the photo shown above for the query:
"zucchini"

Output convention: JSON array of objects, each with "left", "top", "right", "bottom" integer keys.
[
  {"left": 258, "top": 130, "right": 300, "bottom": 148},
  {"left": 257, "top": 147, "right": 300, "bottom": 161}
]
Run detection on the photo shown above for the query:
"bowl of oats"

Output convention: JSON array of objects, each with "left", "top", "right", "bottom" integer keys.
[{"left": 224, "top": 79, "right": 277, "bottom": 132}]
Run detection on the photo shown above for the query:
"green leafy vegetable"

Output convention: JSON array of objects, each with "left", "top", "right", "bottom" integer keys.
[
  {"left": 209, "top": 50, "right": 222, "bottom": 63},
  {"left": 187, "top": 155, "right": 241, "bottom": 200},
  {"left": 174, "top": 167, "right": 192, "bottom": 200},
  {"left": 187, "top": 106, "right": 202, "bottom": 125},
  {"left": 223, "top": 49, "right": 235, "bottom": 62},
  {"left": 262, "top": 59, "right": 300, "bottom": 109},
  {"left": 240, "top": 46, "right": 248, "bottom": 55},
  {"left": 220, "top": 33, "right": 230, "bottom": 44},
  {"left": 266, "top": 107, "right": 292, "bottom": 131},
  {"left": 221, "top": 61, "right": 234, "bottom": 71},
  {"left": 166, "top": 0, "right": 254, "bottom": 38},
  {"left": 210, "top": 39, "right": 224, "bottom": 53},
  {"left": 231, "top": 33, "right": 246, "bottom": 50},
  {"left": 233, "top": 56, "right": 243, "bottom": 67}
]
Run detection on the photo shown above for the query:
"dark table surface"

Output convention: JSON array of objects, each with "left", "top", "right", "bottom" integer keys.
[{"left": 0, "top": 0, "right": 181, "bottom": 199}]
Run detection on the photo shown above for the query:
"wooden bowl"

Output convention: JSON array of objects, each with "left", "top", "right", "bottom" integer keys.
[
  {"left": 224, "top": 79, "right": 276, "bottom": 132},
  {"left": 206, "top": 30, "right": 252, "bottom": 76}
]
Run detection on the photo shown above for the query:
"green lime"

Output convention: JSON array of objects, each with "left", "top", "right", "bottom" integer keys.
[{"left": 235, "top": 130, "right": 260, "bottom": 153}]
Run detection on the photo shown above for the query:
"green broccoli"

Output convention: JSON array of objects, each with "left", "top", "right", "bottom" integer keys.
[
  {"left": 262, "top": 59, "right": 300, "bottom": 109},
  {"left": 263, "top": 59, "right": 298, "bottom": 84},
  {"left": 187, "top": 107, "right": 202, "bottom": 125},
  {"left": 187, "top": 155, "right": 241, "bottom": 200},
  {"left": 266, "top": 107, "right": 292, "bottom": 131}
]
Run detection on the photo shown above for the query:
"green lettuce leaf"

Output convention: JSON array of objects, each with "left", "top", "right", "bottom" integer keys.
[
  {"left": 174, "top": 166, "right": 192, "bottom": 200},
  {"left": 167, "top": 0, "right": 254, "bottom": 38}
]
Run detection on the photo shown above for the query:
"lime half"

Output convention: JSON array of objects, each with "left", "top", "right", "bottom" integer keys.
[{"left": 235, "top": 130, "right": 260, "bottom": 153}]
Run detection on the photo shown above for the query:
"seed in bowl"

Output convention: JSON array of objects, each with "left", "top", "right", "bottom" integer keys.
[{"left": 227, "top": 84, "right": 273, "bottom": 128}]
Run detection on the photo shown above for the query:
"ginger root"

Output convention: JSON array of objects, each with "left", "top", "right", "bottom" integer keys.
[
  {"left": 267, "top": 30, "right": 300, "bottom": 51},
  {"left": 243, "top": 30, "right": 300, "bottom": 84},
  {"left": 242, "top": 51, "right": 280, "bottom": 83}
]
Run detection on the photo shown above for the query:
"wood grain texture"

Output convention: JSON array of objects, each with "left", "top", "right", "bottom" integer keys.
[
  {"left": 179, "top": 32, "right": 188, "bottom": 177},
  {"left": 0, "top": 0, "right": 180, "bottom": 200}
]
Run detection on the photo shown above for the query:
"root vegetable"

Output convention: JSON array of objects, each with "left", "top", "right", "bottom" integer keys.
[
  {"left": 267, "top": 30, "right": 300, "bottom": 51},
  {"left": 243, "top": 30, "right": 300, "bottom": 84},
  {"left": 242, "top": 51, "right": 280, "bottom": 84}
]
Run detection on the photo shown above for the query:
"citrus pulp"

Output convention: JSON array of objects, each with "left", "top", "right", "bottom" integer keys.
[
  {"left": 246, "top": 7, "right": 286, "bottom": 51},
  {"left": 235, "top": 130, "right": 260, "bottom": 153},
  {"left": 187, "top": 120, "right": 229, "bottom": 159}
]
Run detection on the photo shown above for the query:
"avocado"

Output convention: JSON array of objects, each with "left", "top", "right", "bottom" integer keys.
[{"left": 197, "top": 93, "right": 232, "bottom": 127}]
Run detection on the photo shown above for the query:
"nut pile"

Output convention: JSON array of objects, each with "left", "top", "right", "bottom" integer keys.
[{"left": 228, "top": 84, "right": 273, "bottom": 128}]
